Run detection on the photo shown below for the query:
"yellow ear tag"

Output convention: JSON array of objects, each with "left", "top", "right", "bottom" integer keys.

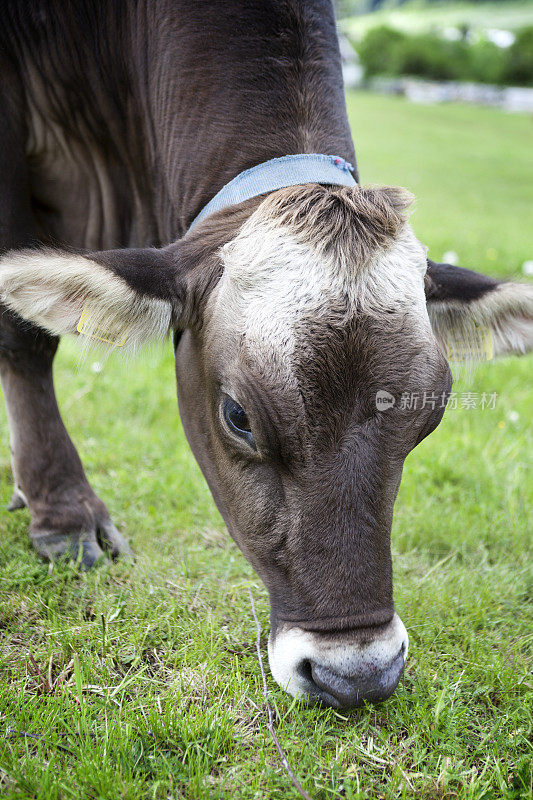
[
  {"left": 76, "top": 306, "right": 128, "bottom": 347},
  {"left": 445, "top": 324, "right": 494, "bottom": 362}
]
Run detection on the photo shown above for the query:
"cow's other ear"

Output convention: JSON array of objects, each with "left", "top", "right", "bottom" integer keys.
[
  {"left": 425, "top": 259, "right": 533, "bottom": 359},
  {"left": 0, "top": 245, "right": 196, "bottom": 349}
]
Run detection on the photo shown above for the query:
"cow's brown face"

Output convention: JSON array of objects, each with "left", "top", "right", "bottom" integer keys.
[{"left": 174, "top": 185, "right": 451, "bottom": 708}]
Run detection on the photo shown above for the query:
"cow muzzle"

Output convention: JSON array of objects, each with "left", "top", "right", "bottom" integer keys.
[{"left": 267, "top": 613, "right": 408, "bottom": 710}]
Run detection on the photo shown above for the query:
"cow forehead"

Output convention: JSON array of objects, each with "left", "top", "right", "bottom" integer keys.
[{"left": 209, "top": 213, "right": 431, "bottom": 373}]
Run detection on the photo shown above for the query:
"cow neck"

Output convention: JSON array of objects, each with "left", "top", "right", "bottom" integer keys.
[{"left": 134, "top": 0, "right": 358, "bottom": 241}]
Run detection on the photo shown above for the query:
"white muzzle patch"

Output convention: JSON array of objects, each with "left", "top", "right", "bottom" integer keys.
[{"left": 268, "top": 613, "right": 408, "bottom": 705}]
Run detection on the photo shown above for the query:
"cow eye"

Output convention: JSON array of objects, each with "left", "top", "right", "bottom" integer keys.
[{"left": 221, "top": 395, "right": 255, "bottom": 448}]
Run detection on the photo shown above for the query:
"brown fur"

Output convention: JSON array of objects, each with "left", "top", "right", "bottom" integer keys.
[{"left": 256, "top": 183, "right": 413, "bottom": 267}]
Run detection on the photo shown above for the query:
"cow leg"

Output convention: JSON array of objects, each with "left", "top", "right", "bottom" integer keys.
[
  {"left": 0, "top": 77, "right": 131, "bottom": 568},
  {"left": 1, "top": 314, "right": 132, "bottom": 567}
]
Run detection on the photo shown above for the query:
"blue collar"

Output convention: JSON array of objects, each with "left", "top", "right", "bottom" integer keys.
[{"left": 188, "top": 153, "right": 356, "bottom": 230}]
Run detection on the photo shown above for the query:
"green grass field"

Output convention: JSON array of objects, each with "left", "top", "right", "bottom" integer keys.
[
  {"left": 340, "top": 1, "right": 533, "bottom": 39},
  {"left": 1, "top": 93, "right": 532, "bottom": 799}
]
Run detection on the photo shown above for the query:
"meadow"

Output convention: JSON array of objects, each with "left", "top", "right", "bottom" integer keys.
[
  {"left": 0, "top": 93, "right": 532, "bottom": 799},
  {"left": 340, "top": 1, "right": 533, "bottom": 38}
]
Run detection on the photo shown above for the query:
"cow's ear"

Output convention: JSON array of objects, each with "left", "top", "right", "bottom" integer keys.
[
  {"left": 425, "top": 259, "right": 533, "bottom": 360},
  {"left": 0, "top": 244, "right": 197, "bottom": 350}
]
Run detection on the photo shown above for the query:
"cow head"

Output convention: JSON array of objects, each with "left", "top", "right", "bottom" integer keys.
[{"left": 1, "top": 184, "right": 531, "bottom": 708}]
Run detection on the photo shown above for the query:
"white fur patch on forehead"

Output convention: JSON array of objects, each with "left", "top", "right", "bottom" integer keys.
[
  {"left": 222, "top": 215, "right": 427, "bottom": 302},
  {"left": 222, "top": 183, "right": 429, "bottom": 301},
  {"left": 213, "top": 190, "right": 430, "bottom": 360}
]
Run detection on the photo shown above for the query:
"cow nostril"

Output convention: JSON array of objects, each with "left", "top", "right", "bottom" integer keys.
[
  {"left": 298, "top": 659, "right": 314, "bottom": 684},
  {"left": 309, "top": 663, "right": 359, "bottom": 709}
]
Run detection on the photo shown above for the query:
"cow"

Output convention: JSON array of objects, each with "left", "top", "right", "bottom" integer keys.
[{"left": 0, "top": 0, "right": 531, "bottom": 711}]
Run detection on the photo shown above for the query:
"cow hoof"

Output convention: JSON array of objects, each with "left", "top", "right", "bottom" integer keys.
[
  {"left": 30, "top": 529, "right": 104, "bottom": 569},
  {"left": 29, "top": 520, "right": 133, "bottom": 570},
  {"left": 96, "top": 518, "right": 134, "bottom": 561},
  {"left": 7, "top": 489, "right": 27, "bottom": 511}
]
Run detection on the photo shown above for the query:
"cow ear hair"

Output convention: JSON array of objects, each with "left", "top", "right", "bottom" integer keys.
[
  {"left": 425, "top": 259, "right": 533, "bottom": 359},
  {"left": 0, "top": 243, "right": 197, "bottom": 351}
]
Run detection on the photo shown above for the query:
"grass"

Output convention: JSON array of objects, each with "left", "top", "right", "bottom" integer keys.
[
  {"left": 340, "top": 1, "right": 533, "bottom": 40},
  {"left": 1, "top": 93, "right": 532, "bottom": 799}
]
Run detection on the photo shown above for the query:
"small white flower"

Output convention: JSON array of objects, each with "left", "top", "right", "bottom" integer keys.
[
  {"left": 522, "top": 261, "right": 533, "bottom": 276},
  {"left": 443, "top": 251, "right": 459, "bottom": 265},
  {"left": 508, "top": 411, "right": 519, "bottom": 423},
  {"left": 91, "top": 361, "right": 103, "bottom": 373}
]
